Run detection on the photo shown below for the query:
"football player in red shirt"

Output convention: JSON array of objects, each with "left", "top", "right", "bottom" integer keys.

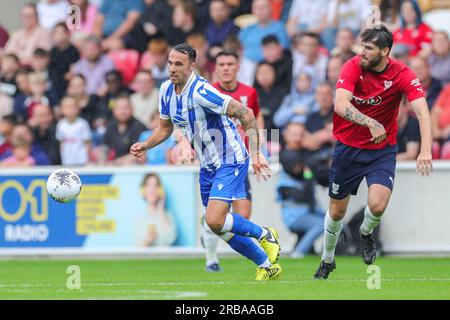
[
  {"left": 200, "top": 50, "right": 265, "bottom": 272},
  {"left": 314, "top": 25, "right": 433, "bottom": 279}
]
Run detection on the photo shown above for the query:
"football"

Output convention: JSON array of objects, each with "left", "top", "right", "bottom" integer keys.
[{"left": 46, "top": 169, "right": 82, "bottom": 203}]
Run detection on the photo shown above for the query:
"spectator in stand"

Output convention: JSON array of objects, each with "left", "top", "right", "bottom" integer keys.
[
  {"left": 98, "top": 71, "right": 134, "bottom": 120},
  {"left": 37, "top": 0, "right": 69, "bottom": 31},
  {"left": 254, "top": 62, "right": 286, "bottom": 131},
  {"left": 0, "top": 24, "right": 9, "bottom": 53},
  {"left": 431, "top": 84, "right": 450, "bottom": 158},
  {"left": 140, "top": 37, "right": 170, "bottom": 87},
  {"left": 239, "top": 0, "right": 290, "bottom": 65},
  {"left": 136, "top": 0, "right": 177, "bottom": 52},
  {"left": 93, "top": 0, "right": 144, "bottom": 51},
  {"left": 286, "top": 0, "right": 328, "bottom": 37},
  {"left": 393, "top": 0, "right": 433, "bottom": 57},
  {"left": 13, "top": 68, "right": 32, "bottom": 123},
  {"left": 326, "top": 55, "right": 344, "bottom": 87},
  {"left": 106, "top": 37, "right": 140, "bottom": 85},
  {"left": 4, "top": 3, "right": 52, "bottom": 65},
  {"left": 28, "top": 103, "right": 61, "bottom": 165},
  {"left": 322, "top": 0, "right": 371, "bottom": 52},
  {"left": 205, "top": 0, "right": 240, "bottom": 47},
  {"left": 274, "top": 68, "right": 317, "bottom": 129},
  {"left": 0, "top": 54, "right": 20, "bottom": 97},
  {"left": 0, "top": 138, "right": 35, "bottom": 167},
  {"left": 0, "top": 124, "right": 50, "bottom": 165},
  {"left": 166, "top": 0, "right": 202, "bottom": 46},
  {"left": 330, "top": 28, "right": 359, "bottom": 63},
  {"left": 186, "top": 33, "right": 214, "bottom": 81},
  {"left": 225, "top": 0, "right": 252, "bottom": 18},
  {"left": 292, "top": 32, "right": 328, "bottom": 83},
  {"left": 68, "top": 0, "right": 99, "bottom": 48},
  {"left": 277, "top": 122, "right": 325, "bottom": 258},
  {"left": 261, "top": 35, "right": 293, "bottom": 97},
  {"left": 49, "top": 22, "right": 80, "bottom": 102},
  {"left": 427, "top": 31, "right": 450, "bottom": 85},
  {"left": 0, "top": 92, "right": 13, "bottom": 119},
  {"left": 66, "top": 74, "right": 100, "bottom": 128},
  {"left": 302, "top": 82, "right": 335, "bottom": 153},
  {"left": 22, "top": 72, "right": 56, "bottom": 122},
  {"left": 102, "top": 94, "right": 146, "bottom": 165},
  {"left": 138, "top": 111, "right": 175, "bottom": 165},
  {"left": 0, "top": 115, "right": 16, "bottom": 159},
  {"left": 409, "top": 57, "right": 442, "bottom": 109},
  {"left": 397, "top": 98, "right": 420, "bottom": 161},
  {"left": 56, "top": 96, "right": 92, "bottom": 165},
  {"left": 71, "top": 36, "right": 115, "bottom": 96},
  {"left": 130, "top": 70, "right": 159, "bottom": 128},
  {"left": 30, "top": 49, "right": 51, "bottom": 85}
]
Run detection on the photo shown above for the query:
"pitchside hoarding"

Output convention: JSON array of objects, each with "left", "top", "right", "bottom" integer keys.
[{"left": 0, "top": 168, "right": 198, "bottom": 248}]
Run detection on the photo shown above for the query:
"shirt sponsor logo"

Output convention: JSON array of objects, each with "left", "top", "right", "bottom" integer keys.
[{"left": 352, "top": 95, "right": 383, "bottom": 106}]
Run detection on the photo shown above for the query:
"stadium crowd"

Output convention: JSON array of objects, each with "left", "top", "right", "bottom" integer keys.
[{"left": 0, "top": 0, "right": 449, "bottom": 168}]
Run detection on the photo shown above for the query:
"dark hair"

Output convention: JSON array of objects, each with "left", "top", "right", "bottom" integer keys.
[
  {"left": 105, "top": 70, "right": 123, "bottom": 82},
  {"left": 72, "top": 73, "right": 86, "bottom": 83},
  {"left": 300, "top": 32, "right": 321, "bottom": 43},
  {"left": 361, "top": 24, "right": 394, "bottom": 53},
  {"left": 136, "top": 69, "right": 153, "bottom": 78},
  {"left": 53, "top": 21, "right": 69, "bottom": 33},
  {"left": 1, "top": 114, "right": 18, "bottom": 125},
  {"left": 400, "top": 0, "right": 423, "bottom": 29},
  {"left": 33, "top": 48, "right": 49, "bottom": 58},
  {"left": 215, "top": 50, "right": 239, "bottom": 63},
  {"left": 172, "top": 43, "right": 197, "bottom": 62},
  {"left": 262, "top": 35, "right": 280, "bottom": 46}
]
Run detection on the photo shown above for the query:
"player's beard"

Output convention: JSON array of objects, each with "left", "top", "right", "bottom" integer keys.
[{"left": 360, "top": 54, "right": 383, "bottom": 71}]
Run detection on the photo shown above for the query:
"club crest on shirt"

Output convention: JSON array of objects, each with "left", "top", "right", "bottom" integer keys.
[{"left": 384, "top": 80, "right": 392, "bottom": 90}]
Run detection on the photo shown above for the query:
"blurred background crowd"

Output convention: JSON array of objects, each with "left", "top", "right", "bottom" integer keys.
[{"left": 0, "top": 0, "right": 450, "bottom": 169}]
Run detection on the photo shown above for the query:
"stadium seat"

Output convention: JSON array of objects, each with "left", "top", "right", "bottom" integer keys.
[{"left": 432, "top": 141, "right": 441, "bottom": 159}]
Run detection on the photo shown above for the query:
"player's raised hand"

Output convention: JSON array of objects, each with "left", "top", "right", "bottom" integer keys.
[
  {"left": 130, "top": 142, "right": 147, "bottom": 161},
  {"left": 252, "top": 152, "right": 271, "bottom": 182},
  {"left": 369, "top": 120, "right": 387, "bottom": 144},
  {"left": 416, "top": 151, "right": 433, "bottom": 176}
]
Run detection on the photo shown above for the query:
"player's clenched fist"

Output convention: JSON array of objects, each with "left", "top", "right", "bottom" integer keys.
[
  {"left": 130, "top": 142, "right": 147, "bottom": 160},
  {"left": 368, "top": 120, "right": 387, "bottom": 144}
]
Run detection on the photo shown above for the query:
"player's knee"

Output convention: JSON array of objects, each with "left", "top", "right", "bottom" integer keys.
[
  {"left": 368, "top": 200, "right": 387, "bottom": 216},
  {"left": 329, "top": 210, "right": 345, "bottom": 221},
  {"left": 205, "top": 215, "right": 224, "bottom": 234}
]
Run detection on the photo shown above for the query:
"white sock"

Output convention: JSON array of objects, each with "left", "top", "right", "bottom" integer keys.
[
  {"left": 258, "top": 258, "right": 272, "bottom": 268},
  {"left": 202, "top": 222, "right": 219, "bottom": 266},
  {"left": 360, "top": 206, "right": 382, "bottom": 235},
  {"left": 258, "top": 228, "right": 268, "bottom": 241},
  {"left": 322, "top": 210, "right": 343, "bottom": 263},
  {"left": 219, "top": 213, "right": 233, "bottom": 233}
]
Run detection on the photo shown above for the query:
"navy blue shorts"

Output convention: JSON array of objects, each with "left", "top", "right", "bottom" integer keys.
[{"left": 328, "top": 141, "right": 398, "bottom": 200}]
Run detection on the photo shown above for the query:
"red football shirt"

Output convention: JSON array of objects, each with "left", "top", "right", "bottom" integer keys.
[
  {"left": 334, "top": 55, "right": 425, "bottom": 149},
  {"left": 393, "top": 23, "right": 433, "bottom": 56},
  {"left": 213, "top": 81, "right": 261, "bottom": 149}
]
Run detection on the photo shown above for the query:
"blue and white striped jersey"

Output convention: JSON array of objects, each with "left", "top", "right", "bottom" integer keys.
[{"left": 159, "top": 72, "right": 248, "bottom": 170}]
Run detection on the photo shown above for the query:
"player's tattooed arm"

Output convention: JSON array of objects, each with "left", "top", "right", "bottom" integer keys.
[
  {"left": 343, "top": 104, "right": 383, "bottom": 129},
  {"left": 226, "top": 98, "right": 260, "bottom": 155},
  {"left": 335, "top": 88, "right": 386, "bottom": 143}
]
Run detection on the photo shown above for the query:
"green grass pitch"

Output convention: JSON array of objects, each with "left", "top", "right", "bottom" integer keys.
[{"left": 0, "top": 256, "right": 449, "bottom": 299}]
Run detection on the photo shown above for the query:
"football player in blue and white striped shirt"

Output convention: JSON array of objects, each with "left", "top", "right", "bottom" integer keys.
[{"left": 130, "top": 44, "right": 282, "bottom": 281}]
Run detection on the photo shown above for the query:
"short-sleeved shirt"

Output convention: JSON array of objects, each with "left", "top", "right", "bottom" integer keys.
[
  {"left": 100, "top": 0, "right": 144, "bottom": 37},
  {"left": 103, "top": 117, "right": 147, "bottom": 159},
  {"left": 213, "top": 81, "right": 260, "bottom": 150},
  {"left": 393, "top": 23, "right": 433, "bottom": 57},
  {"left": 159, "top": 73, "right": 248, "bottom": 170},
  {"left": 56, "top": 117, "right": 92, "bottom": 165},
  {"left": 334, "top": 55, "right": 425, "bottom": 149}
]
